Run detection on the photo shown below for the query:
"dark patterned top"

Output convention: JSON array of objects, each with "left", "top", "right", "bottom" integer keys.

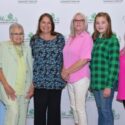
[
  {"left": 90, "top": 34, "right": 119, "bottom": 90},
  {"left": 30, "top": 33, "right": 66, "bottom": 89}
]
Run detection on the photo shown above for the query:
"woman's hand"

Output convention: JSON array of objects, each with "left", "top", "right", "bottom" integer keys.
[
  {"left": 25, "top": 84, "right": 34, "bottom": 99},
  {"left": 61, "top": 68, "right": 69, "bottom": 81},
  {"left": 103, "top": 88, "right": 111, "bottom": 97},
  {"left": 4, "top": 84, "right": 16, "bottom": 100}
]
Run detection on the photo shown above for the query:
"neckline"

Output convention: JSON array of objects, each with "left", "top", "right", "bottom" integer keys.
[{"left": 39, "top": 34, "right": 57, "bottom": 42}]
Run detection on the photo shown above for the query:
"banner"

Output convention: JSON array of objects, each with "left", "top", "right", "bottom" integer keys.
[{"left": 0, "top": 0, "right": 125, "bottom": 125}]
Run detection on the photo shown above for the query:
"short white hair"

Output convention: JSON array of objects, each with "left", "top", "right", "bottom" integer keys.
[{"left": 9, "top": 23, "right": 24, "bottom": 35}]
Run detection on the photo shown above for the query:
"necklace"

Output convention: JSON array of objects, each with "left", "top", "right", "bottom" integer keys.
[{"left": 14, "top": 45, "right": 23, "bottom": 57}]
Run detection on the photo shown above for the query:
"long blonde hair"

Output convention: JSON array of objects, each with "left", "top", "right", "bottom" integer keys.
[{"left": 70, "top": 12, "right": 88, "bottom": 37}]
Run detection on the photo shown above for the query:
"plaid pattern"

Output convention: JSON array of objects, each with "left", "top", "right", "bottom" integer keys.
[{"left": 90, "top": 35, "right": 119, "bottom": 90}]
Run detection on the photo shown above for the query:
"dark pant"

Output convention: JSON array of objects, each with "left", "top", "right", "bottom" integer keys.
[{"left": 34, "top": 88, "right": 62, "bottom": 125}]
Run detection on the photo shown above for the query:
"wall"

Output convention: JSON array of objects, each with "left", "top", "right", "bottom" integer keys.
[{"left": 0, "top": 0, "right": 125, "bottom": 125}]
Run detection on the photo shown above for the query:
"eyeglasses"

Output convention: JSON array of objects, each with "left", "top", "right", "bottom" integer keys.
[
  {"left": 73, "top": 19, "right": 85, "bottom": 23},
  {"left": 11, "top": 33, "right": 24, "bottom": 36}
]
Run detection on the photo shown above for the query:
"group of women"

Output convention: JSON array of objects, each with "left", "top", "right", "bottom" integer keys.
[
  {"left": 0, "top": 11, "right": 125, "bottom": 125},
  {"left": 30, "top": 12, "right": 125, "bottom": 125}
]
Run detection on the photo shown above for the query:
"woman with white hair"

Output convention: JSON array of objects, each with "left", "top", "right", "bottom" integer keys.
[
  {"left": 61, "top": 12, "right": 93, "bottom": 125},
  {"left": 0, "top": 23, "right": 33, "bottom": 125}
]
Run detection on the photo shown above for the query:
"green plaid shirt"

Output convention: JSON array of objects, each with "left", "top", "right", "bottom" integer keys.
[{"left": 90, "top": 34, "right": 119, "bottom": 90}]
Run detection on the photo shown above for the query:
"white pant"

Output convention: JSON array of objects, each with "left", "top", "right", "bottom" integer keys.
[
  {"left": 67, "top": 77, "right": 90, "bottom": 125},
  {"left": 0, "top": 86, "right": 29, "bottom": 125}
]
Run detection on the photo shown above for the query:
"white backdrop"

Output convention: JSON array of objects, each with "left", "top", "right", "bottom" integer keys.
[{"left": 0, "top": 0, "right": 125, "bottom": 125}]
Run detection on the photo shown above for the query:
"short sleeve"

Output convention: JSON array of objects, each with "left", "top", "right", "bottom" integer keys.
[
  {"left": 57, "top": 34, "right": 65, "bottom": 50},
  {"left": 80, "top": 34, "right": 93, "bottom": 60}
]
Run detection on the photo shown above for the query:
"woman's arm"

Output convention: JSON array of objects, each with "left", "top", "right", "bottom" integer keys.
[
  {"left": 61, "top": 59, "right": 90, "bottom": 81},
  {"left": 0, "top": 69, "right": 16, "bottom": 100}
]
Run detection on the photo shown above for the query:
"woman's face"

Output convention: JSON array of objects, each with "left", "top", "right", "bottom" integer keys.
[
  {"left": 73, "top": 14, "right": 85, "bottom": 34},
  {"left": 10, "top": 27, "right": 24, "bottom": 45},
  {"left": 40, "top": 16, "right": 52, "bottom": 34},
  {"left": 95, "top": 16, "right": 108, "bottom": 35}
]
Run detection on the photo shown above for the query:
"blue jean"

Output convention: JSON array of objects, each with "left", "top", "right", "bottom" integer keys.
[
  {"left": 93, "top": 89, "right": 115, "bottom": 125},
  {"left": 0, "top": 101, "right": 5, "bottom": 125}
]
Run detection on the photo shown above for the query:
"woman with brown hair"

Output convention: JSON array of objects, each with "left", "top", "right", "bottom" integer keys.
[
  {"left": 90, "top": 12, "right": 119, "bottom": 125},
  {"left": 30, "top": 13, "right": 66, "bottom": 125}
]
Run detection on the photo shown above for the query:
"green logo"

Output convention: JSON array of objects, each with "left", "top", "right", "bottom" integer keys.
[
  {"left": 117, "top": 35, "right": 121, "bottom": 43},
  {"left": 112, "top": 109, "right": 120, "bottom": 120},
  {"left": 86, "top": 92, "right": 95, "bottom": 101},
  {"left": 25, "top": 32, "right": 34, "bottom": 42},
  {"left": 87, "top": 13, "right": 96, "bottom": 23},
  {"left": 51, "top": 13, "right": 60, "bottom": 24},
  {"left": 0, "top": 13, "right": 17, "bottom": 23},
  {"left": 27, "top": 108, "right": 34, "bottom": 118},
  {"left": 61, "top": 109, "right": 73, "bottom": 118},
  {"left": 27, "top": 108, "right": 74, "bottom": 119}
]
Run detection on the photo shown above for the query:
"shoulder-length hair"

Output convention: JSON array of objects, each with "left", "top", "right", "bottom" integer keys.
[
  {"left": 70, "top": 12, "right": 88, "bottom": 37},
  {"left": 92, "top": 12, "right": 113, "bottom": 40},
  {"left": 36, "top": 13, "right": 58, "bottom": 36}
]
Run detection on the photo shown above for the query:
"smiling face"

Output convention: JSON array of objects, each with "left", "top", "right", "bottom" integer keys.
[
  {"left": 40, "top": 16, "right": 52, "bottom": 35},
  {"left": 95, "top": 16, "right": 109, "bottom": 35},
  {"left": 10, "top": 26, "right": 24, "bottom": 45},
  {"left": 73, "top": 14, "right": 85, "bottom": 34}
]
